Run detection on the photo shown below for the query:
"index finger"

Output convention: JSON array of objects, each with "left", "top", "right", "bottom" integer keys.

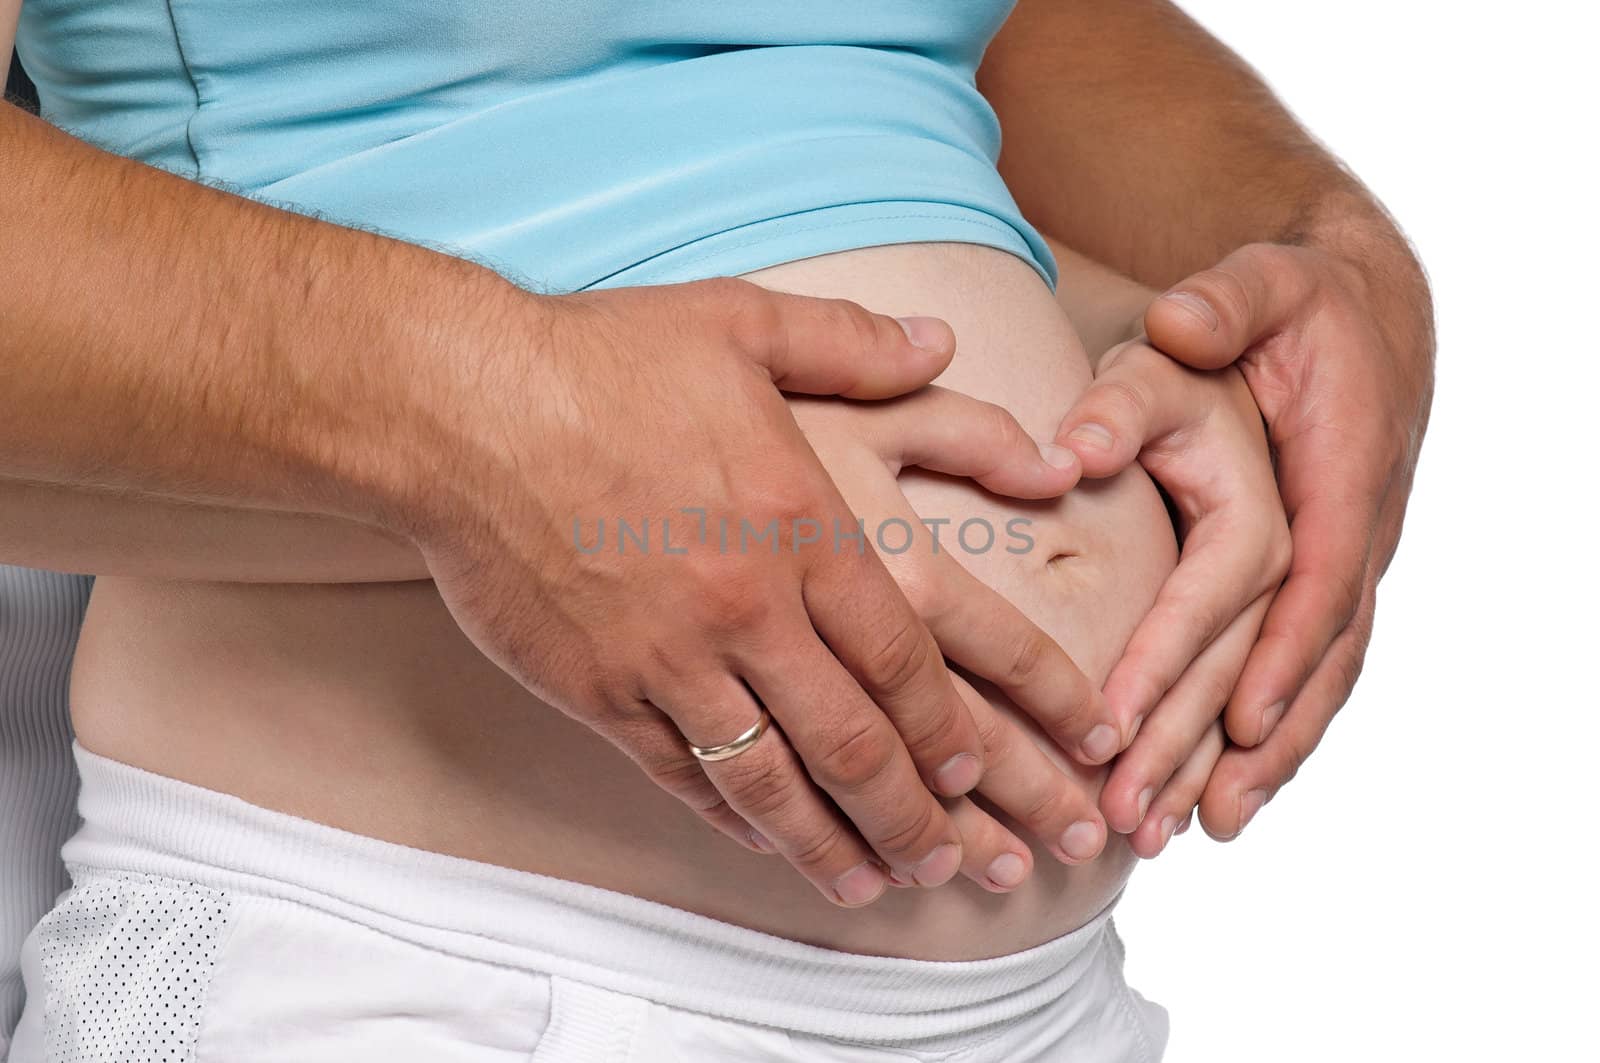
[{"left": 869, "top": 386, "right": 1083, "bottom": 499}]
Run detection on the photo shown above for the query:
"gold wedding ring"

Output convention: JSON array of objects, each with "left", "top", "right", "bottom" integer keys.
[{"left": 688, "top": 708, "right": 772, "bottom": 763}]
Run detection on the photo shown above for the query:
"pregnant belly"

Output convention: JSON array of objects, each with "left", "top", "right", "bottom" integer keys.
[{"left": 68, "top": 242, "right": 1178, "bottom": 961}]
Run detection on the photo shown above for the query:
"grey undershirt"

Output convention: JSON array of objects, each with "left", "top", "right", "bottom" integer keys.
[{"left": 0, "top": 566, "right": 89, "bottom": 1057}]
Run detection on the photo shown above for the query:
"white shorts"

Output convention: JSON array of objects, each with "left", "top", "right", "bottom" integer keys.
[{"left": 11, "top": 746, "right": 1168, "bottom": 1062}]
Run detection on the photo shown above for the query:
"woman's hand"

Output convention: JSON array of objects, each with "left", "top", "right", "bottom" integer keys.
[
  {"left": 788, "top": 389, "right": 1116, "bottom": 891},
  {"left": 1053, "top": 340, "right": 1289, "bottom": 856}
]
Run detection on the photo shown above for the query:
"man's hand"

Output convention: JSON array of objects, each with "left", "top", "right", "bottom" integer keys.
[
  {"left": 1076, "top": 238, "right": 1434, "bottom": 839},
  {"left": 405, "top": 277, "right": 1096, "bottom": 906},
  {"left": 1054, "top": 342, "right": 1288, "bottom": 854},
  {"left": 0, "top": 101, "right": 1095, "bottom": 904}
]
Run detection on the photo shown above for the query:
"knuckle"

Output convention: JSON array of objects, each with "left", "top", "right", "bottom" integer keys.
[
  {"left": 1160, "top": 586, "right": 1224, "bottom": 646},
  {"left": 1279, "top": 739, "right": 1310, "bottom": 784},
  {"left": 1192, "top": 264, "right": 1254, "bottom": 330},
  {"left": 649, "top": 757, "right": 727, "bottom": 815},
  {"left": 744, "top": 470, "right": 821, "bottom": 530},
  {"left": 717, "top": 282, "right": 781, "bottom": 351},
  {"left": 569, "top": 667, "right": 627, "bottom": 721},
  {"left": 971, "top": 706, "right": 1012, "bottom": 761},
  {"left": 858, "top": 618, "right": 935, "bottom": 700},
  {"left": 1330, "top": 641, "right": 1367, "bottom": 702},
  {"left": 825, "top": 296, "right": 884, "bottom": 353},
  {"left": 1091, "top": 376, "right": 1152, "bottom": 431},
  {"left": 698, "top": 275, "right": 758, "bottom": 315},
  {"left": 694, "top": 569, "right": 777, "bottom": 633},
  {"left": 1002, "top": 628, "right": 1050, "bottom": 689},
  {"left": 720, "top": 755, "right": 796, "bottom": 821},
  {"left": 784, "top": 822, "right": 855, "bottom": 876},
  {"left": 1259, "top": 627, "right": 1321, "bottom": 691},
  {"left": 650, "top": 752, "right": 707, "bottom": 793},
  {"left": 1324, "top": 563, "right": 1367, "bottom": 626},
  {"left": 869, "top": 798, "right": 939, "bottom": 858},
  {"left": 975, "top": 399, "right": 1025, "bottom": 452},
  {"left": 1017, "top": 785, "right": 1070, "bottom": 830},
  {"left": 811, "top": 715, "right": 898, "bottom": 792},
  {"left": 1188, "top": 596, "right": 1229, "bottom": 644}
]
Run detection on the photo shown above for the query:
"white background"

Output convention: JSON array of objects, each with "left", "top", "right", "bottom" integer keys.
[
  {"left": 1117, "top": 3, "right": 1598, "bottom": 1060},
  {"left": 3, "top": 4, "right": 1595, "bottom": 1061}
]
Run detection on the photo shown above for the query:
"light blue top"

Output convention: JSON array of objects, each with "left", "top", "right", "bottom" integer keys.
[{"left": 15, "top": 1, "right": 1057, "bottom": 293}]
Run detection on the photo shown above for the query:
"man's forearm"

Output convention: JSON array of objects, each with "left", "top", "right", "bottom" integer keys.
[
  {"left": 0, "top": 101, "right": 513, "bottom": 535},
  {"left": 979, "top": 0, "right": 1415, "bottom": 290},
  {"left": 0, "top": 477, "right": 428, "bottom": 581}
]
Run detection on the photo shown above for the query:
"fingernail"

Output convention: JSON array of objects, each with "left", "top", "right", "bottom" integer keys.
[
  {"left": 1067, "top": 423, "right": 1114, "bottom": 451},
  {"left": 934, "top": 753, "right": 981, "bottom": 796},
  {"left": 912, "top": 843, "right": 962, "bottom": 887},
  {"left": 1060, "top": 820, "right": 1101, "bottom": 862},
  {"left": 895, "top": 315, "right": 946, "bottom": 351},
  {"left": 833, "top": 862, "right": 888, "bottom": 907},
  {"left": 1159, "top": 815, "right": 1178, "bottom": 848},
  {"left": 1160, "top": 290, "right": 1219, "bottom": 332},
  {"left": 1238, "top": 788, "right": 1269, "bottom": 833},
  {"left": 748, "top": 829, "right": 777, "bottom": 854},
  {"left": 1258, "top": 701, "right": 1286, "bottom": 738},
  {"left": 1176, "top": 813, "right": 1192, "bottom": 835},
  {"left": 985, "top": 852, "right": 1028, "bottom": 890},
  {"left": 1080, "top": 724, "right": 1119, "bottom": 763},
  {"left": 1136, "top": 787, "right": 1154, "bottom": 823},
  {"left": 1038, "top": 441, "right": 1080, "bottom": 471}
]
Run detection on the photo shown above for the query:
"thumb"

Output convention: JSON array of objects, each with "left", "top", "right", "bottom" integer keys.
[
  {"left": 725, "top": 280, "right": 957, "bottom": 400},
  {"left": 1053, "top": 343, "right": 1198, "bottom": 478},
  {"left": 1144, "top": 243, "right": 1317, "bottom": 370}
]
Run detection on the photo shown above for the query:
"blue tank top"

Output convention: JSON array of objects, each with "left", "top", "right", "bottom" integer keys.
[{"left": 14, "top": 2, "right": 1057, "bottom": 294}]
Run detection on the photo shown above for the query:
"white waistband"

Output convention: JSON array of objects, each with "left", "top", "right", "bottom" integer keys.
[{"left": 63, "top": 743, "right": 1120, "bottom": 1047}]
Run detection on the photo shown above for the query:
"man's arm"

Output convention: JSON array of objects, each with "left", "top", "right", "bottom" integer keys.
[
  {"left": 979, "top": 0, "right": 1436, "bottom": 839},
  {"left": 3, "top": 8, "right": 430, "bottom": 582},
  {"left": 0, "top": 479, "right": 428, "bottom": 581},
  {"left": 979, "top": 0, "right": 1410, "bottom": 288}
]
